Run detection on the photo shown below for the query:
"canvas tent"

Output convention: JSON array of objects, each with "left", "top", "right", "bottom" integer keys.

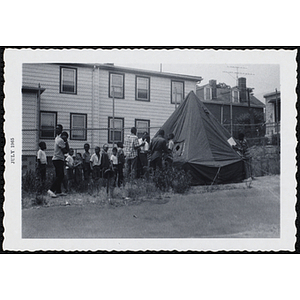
[{"left": 157, "top": 91, "right": 244, "bottom": 185}]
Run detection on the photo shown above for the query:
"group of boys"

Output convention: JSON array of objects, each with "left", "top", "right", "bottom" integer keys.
[
  {"left": 42, "top": 124, "right": 126, "bottom": 198},
  {"left": 39, "top": 124, "right": 174, "bottom": 198},
  {"left": 124, "top": 127, "right": 175, "bottom": 180}
]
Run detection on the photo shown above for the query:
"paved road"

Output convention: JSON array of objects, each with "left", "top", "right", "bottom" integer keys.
[{"left": 22, "top": 176, "right": 280, "bottom": 239}]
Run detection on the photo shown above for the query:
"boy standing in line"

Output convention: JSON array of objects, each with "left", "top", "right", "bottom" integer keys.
[
  {"left": 82, "top": 143, "right": 91, "bottom": 181},
  {"left": 110, "top": 147, "right": 118, "bottom": 187},
  {"left": 90, "top": 146, "right": 101, "bottom": 181},
  {"left": 37, "top": 141, "right": 47, "bottom": 191},
  {"left": 47, "top": 126, "right": 69, "bottom": 198},
  {"left": 117, "top": 142, "right": 125, "bottom": 187},
  {"left": 65, "top": 148, "right": 75, "bottom": 190}
]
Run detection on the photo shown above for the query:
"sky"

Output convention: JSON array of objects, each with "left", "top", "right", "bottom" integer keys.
[
  {"left": 11, "top": 48, "right": 282, "bottom": 104},
  {"left": 117, "top": 62, "right": 280, "bottom": 103}
]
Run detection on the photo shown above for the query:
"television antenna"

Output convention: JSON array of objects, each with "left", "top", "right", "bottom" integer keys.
[{"left": 223, "top": 66, "right": 254, "bottom": 86}]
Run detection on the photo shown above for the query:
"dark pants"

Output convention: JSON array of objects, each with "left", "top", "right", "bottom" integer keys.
[
  {"left": 117, "top": 164, "right": 124, "bottom": 187},
  {"left": 165, "top": 158, "right": 173, "bottom": 169},
  {"left": 137, "top": 152, "right": 148, "bottom": 177},
  {"left": 38, "top": 164, "right": 47, "bottom": 183},
  {"left": 113, "top": 165, "right": 118, "bottom": 186},
  {"left": 92, "top": 166, "right": 101, "bottom": 180},
  {"left": 127, "top": 157, "right": 138, "bottom": 180},
  {"left": 83, "top": 162, "right": 91, "bottom": 180},
  {"left": 75, "top": 167, "right": 83, "bottom": 184},
  {"left": 50, "top": 160, "right": 64, "bottom": 194},
  {"left": 243, "top": 158, "right": 252, "bottom": 179},
  {"left": 151, "top": 157, "right": 163, "bottom": 171}
]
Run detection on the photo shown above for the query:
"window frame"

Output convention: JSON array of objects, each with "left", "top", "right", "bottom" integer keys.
[
  {"left": 135, "top": 119, "right": 150, "bottom": 139},
  {"left": 171, "top": 80, "right": 185, "bottom": 104},
  {"left": 39, "top": 111, "right": 57, "bottom": 139},
  {"left": 60, "top": 66, "right": 77, "bottom": 94},
  {"left": 108, "top": 117, "right": 124, "bottom": 144},
  {"left": 109, "top": 72, "right": 125, "bottom": 99},
  {"left": 232, "top": 89, "right": 239, "bottom": 103},
  {"left": 135, "top": 75, "right": 150, "bottom": 101},
  {"left": 70, "top": 113, "right": 87, "bottom": 141},
  {"left": 204, "top": 87, "right": 211, "bottom": 100}
]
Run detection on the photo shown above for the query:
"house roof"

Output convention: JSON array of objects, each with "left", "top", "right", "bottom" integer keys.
[
  {"left": 196, "top": 86, "right": 265, "bottom": 108},
  {"left": 22, "top": 86, "right": 46, "bottom": 94},
  {"left": 54, "top": 63, "right": 203, "bottom": 82},
  {"left": 263, "top": 91, "right": 280, "bottom": 98},
  {"left": 198, "top": 94, "right": 265, "bottom": 108}
]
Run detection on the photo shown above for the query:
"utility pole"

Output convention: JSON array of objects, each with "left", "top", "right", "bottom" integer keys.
[
  {"left": 229, "top": 87, "right": 233, "bottom": 136},
  {"left": 37, "top": 83, "right": 41, "bottom": 147},
  {"left": 112, "top": 86, "right": 115, "bottom": 148},
  {"left": 275, "top": 88, "right": 279, "bottom": 149},
  {"left": 247, "top": 88, "right": 254, "bottom": 138},
  {"left": 175, "top": 87, "right": 178, "bottom": 110}
]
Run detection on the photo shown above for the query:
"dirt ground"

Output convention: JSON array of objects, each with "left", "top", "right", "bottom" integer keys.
[{"left": 22, "top": 175, "right": 280, "bottom": 239}]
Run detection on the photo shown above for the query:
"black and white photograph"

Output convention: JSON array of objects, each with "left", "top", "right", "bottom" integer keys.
[{"left": 3, "top": 48, "right": 296, "bottom": 252}]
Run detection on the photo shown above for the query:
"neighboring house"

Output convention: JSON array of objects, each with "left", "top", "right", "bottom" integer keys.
[
  {"left": 263, "top": 90, "right": 280, "bottom": 138},
  {"left": 22, "top": 63, "right": 202, "bottom": 172},
  {"left": 196, "top": 77, "right": 265, "bottom": 136}
]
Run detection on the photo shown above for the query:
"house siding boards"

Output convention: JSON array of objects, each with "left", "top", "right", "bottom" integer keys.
[
  {"left": 22, "top": 63, "right": 94, "bottom": 155},
  {"left": 97, "top": 69, "right": 197, "bottom": 145},
  {"left": 22, "top": 92, "right": 38, "bottom": 154},
  {"left": 22, "top": 63, "right": 200, "bottom": 161},
  {"left": 263, "top": 91, "right": 280, "bottom": 137}
]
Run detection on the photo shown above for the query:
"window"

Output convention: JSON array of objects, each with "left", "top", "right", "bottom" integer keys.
[
  {"left": 109, "top": 72, "right": 124, "bottom": 99},
  {"left": 205, "top": 87, "right": 211, "bottom": 100},
  {"left": 108, "top": 117, "right": 124, "bottom": 143},
  {"left": 70, "top": 113, "right": 87, "bottom": 140},
  {"left": 60, "top": 67, "right": 77, "bottom": 94},
  {"left": 40, "top": 111, "right": 57, "bottom": 139},
  {"left": 136, "top": 76, "right": 150, "bottom": 101},
  {"left": 135, "top": 119, "right": 150, "bottom": 139},
  {"left": 171, "top": 80, "right": 184, "bottom": 104},
  {"left": 233, "top": 90, "right": 239, "bottom": 103}
]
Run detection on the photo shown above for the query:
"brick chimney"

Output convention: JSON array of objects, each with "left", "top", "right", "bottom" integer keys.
[
  {"left": 209, "top": 79, "right": 217, "bottom": 99},
  {"left": 238, "top": 77, "right": 247, "bottom": 102}
]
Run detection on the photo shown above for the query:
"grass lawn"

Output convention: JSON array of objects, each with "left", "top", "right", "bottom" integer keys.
[{"left": 22, "top": 175, "right": 280, "bottom": 239}]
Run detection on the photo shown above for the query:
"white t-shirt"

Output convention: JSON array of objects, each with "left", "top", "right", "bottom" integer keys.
[
  {"left": 138, "top": 138, "right": 149, "bottom": 152},
  {"left": 90, "top": 153, "right": 101, "bottom": 166},
  {"left": 52, "top": 135, "right": 66, "bottom": 161},
  {"left": 65, "top": 154, "right": 74, "bottom": 169},
  {"left": 37, "top": 149, "right": 47, "bottom": 164},
  {"left": 111, "top": 154, "right": 118, "bottom": 165}
]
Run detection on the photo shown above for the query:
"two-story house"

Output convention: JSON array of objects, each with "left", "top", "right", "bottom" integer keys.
[
  {"left": 263, "top": 90, "right": 280, "bottom": 139},
  {"left": 22, "top": 63, "right": 202, "bottom": 172},
  {"left": 196, "top": 77, "right": 265, "bottom": 137}
]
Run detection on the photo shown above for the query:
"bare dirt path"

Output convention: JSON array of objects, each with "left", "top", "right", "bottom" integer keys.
[{"left": 22, "top": 175, "right": 280, "bottom": 239}]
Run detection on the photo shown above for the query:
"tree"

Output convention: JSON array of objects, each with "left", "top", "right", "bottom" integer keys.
[{"left": 234, "top": 110, "right": 265, "bottom": 138}]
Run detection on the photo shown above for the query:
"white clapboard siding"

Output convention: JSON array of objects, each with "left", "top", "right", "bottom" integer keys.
[
  {"left": 23, "top": 64, "right": 94, "bottom": 153},
  {"left": 97, "top": 69, "right": 197, "bottom": 144},
  {"left": 22, "top": 63, "right": 199, "bottom": 156},
  {"left": 22, "top": 93, "right": 38, "bottom": 155}
]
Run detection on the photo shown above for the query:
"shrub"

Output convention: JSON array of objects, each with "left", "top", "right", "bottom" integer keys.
[
  {"left": 153, "top": 168, "right": 192, "bottom": 194},
  {"left": 22, "top": 168, "right": 54, "bottom": 195},
  {"left": 22, "top": 170, "right": 38, "bottom": 193}
]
